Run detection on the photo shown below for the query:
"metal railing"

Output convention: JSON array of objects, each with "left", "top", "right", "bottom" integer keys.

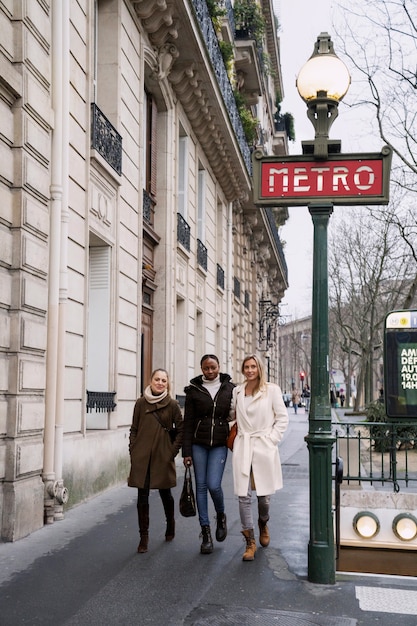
[
  {"left": 233, "top": 276, "right": 241, "bottom": 299},
  {"left": 197, "top": 239, "right": 208, "bottom": 270},
  {"left": 177, "top": 213, "right": 191, "bottom": 251},
  {"left": 216, "top": 263, "right": 225, "bottom": 289},
  {"left": 86, "top": 390, "right": 117, "bottom": 412},
  {"left": 263, "top": 207, "right": 288, "bottom": 283},
  {"left": 334, "top": 419, "right": 417, "bottom": 492},
  {"left": 143, "top": 189, "right": 155, "bottom": 226},
  {"left": 91, "top": 103, "right": 122, "bottom": 175},
  {"left": 191, "top": 0, "right": 251, "bottom": 174}
]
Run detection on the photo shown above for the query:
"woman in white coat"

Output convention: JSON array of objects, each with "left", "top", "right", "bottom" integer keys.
[{"left": 231, "top": 354, "right": 289, "bottom": 561}]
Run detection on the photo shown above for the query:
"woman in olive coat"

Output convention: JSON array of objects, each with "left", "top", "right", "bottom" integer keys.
[{"left": 128, "top": 369, "right": 183, "bottom": 553}]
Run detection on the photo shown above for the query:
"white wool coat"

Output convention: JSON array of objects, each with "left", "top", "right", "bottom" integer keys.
[{"left": 231, "top": 382, "right": 289, "bottom": 497}]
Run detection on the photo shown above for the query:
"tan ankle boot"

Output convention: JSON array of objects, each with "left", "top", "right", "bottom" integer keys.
[
  {"left": 241, "top": 529, "right": 257, "bottom": 561},
  {"left": 137, "top": 533, "right": 148, "bottom": 553},
  {"left": 258, "top": 518, "right": 270, "bottom": 547}
]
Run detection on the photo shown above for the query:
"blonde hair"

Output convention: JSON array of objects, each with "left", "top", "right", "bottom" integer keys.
[
  {"left": 150, "top": 368, "right": 171, "bottom": 394},
  {"left": 241, "top": 354, "right": 267, "bottom": 394}
]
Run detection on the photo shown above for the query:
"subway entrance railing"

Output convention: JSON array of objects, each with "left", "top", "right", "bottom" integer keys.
[{"left": 333, "top": 419, "right": 417, "bottom": 576}]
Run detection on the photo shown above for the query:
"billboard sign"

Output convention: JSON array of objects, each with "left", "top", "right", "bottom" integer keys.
[{"left": 384, "top": 310, "right": 417, "bottom": 418}]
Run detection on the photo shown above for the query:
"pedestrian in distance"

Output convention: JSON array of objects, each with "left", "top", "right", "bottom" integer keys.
[
  {"left": 128, "top": 369, "right": 184, "bottom": 553},
  {"left": 230, "top": 354, "right": 289, "bottom": 561},
  {"left": 183, "top": 354, "right": 234, "bottom": 554},
  {"left": 291, "top": 388, "right": 301, "bottom": 414},
  {"left": 303, "top": 384, "right": 311, "bottom": 412}
]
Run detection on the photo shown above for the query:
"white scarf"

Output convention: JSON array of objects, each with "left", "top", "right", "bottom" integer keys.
[{"left": 143, "top": 385, "right": 168, "bottom": 404}]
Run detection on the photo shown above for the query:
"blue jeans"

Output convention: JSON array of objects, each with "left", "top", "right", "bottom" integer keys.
[{"left": 192, "top": 444, "right": 227, "bottom": 527}]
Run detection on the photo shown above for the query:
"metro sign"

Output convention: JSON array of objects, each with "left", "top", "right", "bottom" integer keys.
[{"left": 252, "top": 146, "right": 392, "bottom": 207}]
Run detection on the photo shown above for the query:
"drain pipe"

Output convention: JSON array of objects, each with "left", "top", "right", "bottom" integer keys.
[
  {"left": 54, "top": 0, "right": 70, "bottom": 519},
  {"left": 226, "top": 201, "right": 233, "bottom": 376},
  {"left": 44, "top": 0, "right": 63, "bottom": 523}
]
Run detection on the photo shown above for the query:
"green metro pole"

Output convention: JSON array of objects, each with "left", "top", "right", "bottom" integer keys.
[
  {"left": 296, "top": 33, "right": 351, "bottom": 584},
  {"left": 306, "top": 202, "right": 335, "bottom": 583}
]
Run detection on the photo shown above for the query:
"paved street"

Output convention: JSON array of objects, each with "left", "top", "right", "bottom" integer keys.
[{"left": 1, "top": 409, "right": 417, "bottom": 625}]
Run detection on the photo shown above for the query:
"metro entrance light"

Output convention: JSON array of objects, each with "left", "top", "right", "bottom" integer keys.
[{"left": 296, "top": 32, "right": 351, "bottom": 159}]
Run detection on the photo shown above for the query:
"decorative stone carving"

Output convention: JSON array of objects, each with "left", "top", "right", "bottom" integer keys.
[{"left": 151, "top": 43, "right": 179, "bottom": 80}]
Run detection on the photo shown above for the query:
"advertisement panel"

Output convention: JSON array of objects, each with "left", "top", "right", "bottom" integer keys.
[{"left": 384, "top": 310, "right": 417, "bottom": 418}]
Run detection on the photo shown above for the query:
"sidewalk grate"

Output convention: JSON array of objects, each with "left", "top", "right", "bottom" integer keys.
[
  {"left": 356, "top": 586, "right": 417, "bottom": 615},
  {"left": 188, "top": 606, "right": 356, "bottom": 625}
]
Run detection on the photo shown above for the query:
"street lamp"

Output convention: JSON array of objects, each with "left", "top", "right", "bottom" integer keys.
[
  {"left": 296, "top": 33, "right": 351, "bottom": 584},
  {"left": 297, "top": 32, "right": 351, "bottom": 160}
]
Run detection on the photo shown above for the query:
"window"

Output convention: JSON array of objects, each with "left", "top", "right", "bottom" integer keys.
[
  {"left": 197, "top": 166, "right": 205, "bottom": 242},
  {"left": 178, "top": 134, "right": 188, "bottom": 218},
  {"left": 86, "top": 243, "right": 111, "bottom": 429}
]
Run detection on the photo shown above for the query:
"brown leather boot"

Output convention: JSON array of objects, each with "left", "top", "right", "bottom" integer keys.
[
  {"left": 241, "top": 529, "right": 257, "bottom": 561},
  {"left": 137, "top": 534, "right": 148, "bottom": 553},
  {"left": 164, "top": 498, "right": 175, "bottom": 542},
  {"left": 258, "top": 518, "right": 270, "bottom": 547},
  {"left": 137, "top": 502, "right": 149, "bottom": 553}
]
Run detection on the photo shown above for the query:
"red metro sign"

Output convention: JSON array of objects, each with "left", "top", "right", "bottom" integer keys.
[{"left": 252, "top": 147, "right": 392, "bottom": 207}]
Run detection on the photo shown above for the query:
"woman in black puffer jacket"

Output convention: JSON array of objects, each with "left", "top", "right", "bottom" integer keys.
[{"left": 183, "top": 354, "right": 234, "bottom": 554}]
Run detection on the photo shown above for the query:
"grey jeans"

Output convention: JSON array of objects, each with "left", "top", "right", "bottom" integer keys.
[{"left": 238, "top": 476, "right": 270, "bottom": 531}]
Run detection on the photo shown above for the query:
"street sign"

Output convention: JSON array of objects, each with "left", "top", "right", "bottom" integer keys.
[
  {"left": 252, "top": 146, "right": 392, "bottom": 206},
  {"left": 384, "top": 310, "right": 417, "bottom": 418}
]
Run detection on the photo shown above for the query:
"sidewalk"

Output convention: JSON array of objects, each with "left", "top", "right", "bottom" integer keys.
[{"left": 1, "top": 408, "right": 417, "bottom": 625}]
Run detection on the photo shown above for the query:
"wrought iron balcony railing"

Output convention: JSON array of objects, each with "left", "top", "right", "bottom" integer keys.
[
  {"left": 143, "top": 189, "right": 155, "bottom": 226},
  {"left": 91, "top": 103, "right": 122, "bottom": 175},
  {"left": 197, "top": 239, "right": 208, "bottom": 271},
  {"left": 244, "top": 290, "right": 250, "bottom": 309},
  {"left": 86, "top": 390, "right": 117, "bottom": 413},
  {"left": 177, "top": 213, "right": 191, "bottom": 251},
  {"left": 216, "top": 263, "right": 225, "bottom": 289},
  {"left": 233, "top": 276, "right": 241, "bottom": 299},
  {"left": 191, "top": 0, "right": 251, "bottom": 174},
  {"left": 263, "top": 207, "right": 288, "bottom": 283}
]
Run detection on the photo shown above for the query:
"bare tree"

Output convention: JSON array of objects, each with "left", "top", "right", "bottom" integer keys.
[
  {"left": 330, "top": 2, "right": 417, "bottom": 403},
  {"left": 329, "top": 205, "right": 413, "bottom": 410},
  {"left": 336, "top": 0, "right": 417, "bottom": 194}
]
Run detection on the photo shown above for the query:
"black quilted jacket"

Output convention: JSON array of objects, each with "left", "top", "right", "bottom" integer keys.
[{"left": 182, "top": 373, "right": 234, "bottom": 457}]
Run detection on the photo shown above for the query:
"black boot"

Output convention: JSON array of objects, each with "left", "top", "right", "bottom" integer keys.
[
  {"left": 162, "top": 496, "right": 175, "bottom": 541},
  {"left": 200, "top": 525, "right": 213, "bottom": 554},
  {"left": 215, "top": 512, "right": 227, "bottom": 542},
  {"left": 137, "top": 502, "right": 149, "bottom": 553}
]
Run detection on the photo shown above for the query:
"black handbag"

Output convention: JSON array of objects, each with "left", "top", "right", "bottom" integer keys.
[{"left": 179, "top": 466, "right": 196, "bottom": 517}]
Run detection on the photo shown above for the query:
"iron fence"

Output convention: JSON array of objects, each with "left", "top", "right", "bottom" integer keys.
[{"left": 334, "top": 420, "right": 417, "bottom": 492}]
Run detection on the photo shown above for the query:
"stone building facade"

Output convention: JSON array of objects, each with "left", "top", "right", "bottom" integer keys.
[{"left": 0, "top": 0, "right": 289, "bottom": 540}]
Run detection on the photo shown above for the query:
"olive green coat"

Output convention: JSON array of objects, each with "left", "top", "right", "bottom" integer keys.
[{"left": 128, "top": 395, "right": 183, "bottom": 489}]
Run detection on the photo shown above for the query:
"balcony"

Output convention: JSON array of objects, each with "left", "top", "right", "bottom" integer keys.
[
  {"left": 234, "top": 34, "right": 263, "bottom": 106},
  {"left": 191, "top": 0, "right": 251, "bottom": 174},
  {"left": 177, "top": 213, "right": 191, "bottom": 252},
  {"left": 91, "top": 103, "right": 122, "bottom": 175},
  {"left": 143, "top": 189, "right": 155, "bottom": 226},
  {"left": 263, "top": 207, "right": 288, "bottom": 284},
  {"left": 233, "top": 276, "right": 241, "bottom": 299},
  {"left": 197, "top": 239, "right": 208, "bottom": 271},
  {"left": 217, "top": 263, "right": 225, "bottom": 290}
]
